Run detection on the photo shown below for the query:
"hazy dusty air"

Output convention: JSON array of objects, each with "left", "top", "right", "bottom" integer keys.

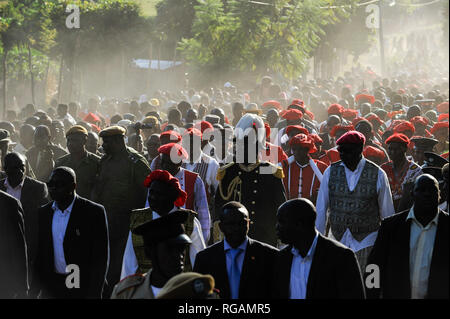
[{"left": 0, "top": 0, "right": 449, "bottom": 302}]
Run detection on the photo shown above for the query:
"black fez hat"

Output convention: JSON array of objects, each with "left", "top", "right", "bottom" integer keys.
[
  {"left": 410, "top": 137, "right": 438, "bottom": 150},
  {"left": 423, "top": 152, "right": 449, "bottom": 169},
  {"left": 132, "top": 210, "right": 192, "bottom": 246}
]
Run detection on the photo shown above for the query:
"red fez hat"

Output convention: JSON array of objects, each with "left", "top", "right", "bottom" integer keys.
[
  {"left": 289, "top": 133, "right": 317, "bottom": 153},
  {"left": 387, "top": 110, "right": 405, "bottom": 119},
  {"left": 438, "top": 113, "right": 449, "bottom": 122},
  {"left": 282, "top": 109, "right": 303, "bottom": 121},
  {"left": 352, "top": 116, "right": 365, "bottom": 126},
  {"left": 430, "top": 121, "right": 449, "bottom": 135},
  {"left": 264, "top": 123, "right": 271, "bottom": 139},
  {"left": 410, "top": 116, "right": 429, "bottom": 127},
  {"left": 91, "top": 124, "right": 101, "bottom": 133},
  {"left": 194, "top": 121, "right": 214, "bottom": 134},
  {"left": 330, "top": 124, "right": 354, "bottom": 138},
  {"left": 291, "top": 99, "right": 304, "bottom": 106},
  {"left": 305, "top": 110, "right": 315, "bottom": 120},
  {"left": 363, "top": 146, "right": 385, "bottom": 159},
  {"left": 355, "top": 94, "right": 375, "bottom": 105},
  {"left": 143, "top": 170, "right": 187, "bottom": 207},
  {"left": 393, "top": 121, "right": 415, "bottom": 134},
  {"left": 437, "top": 102, "right": 449, "bottom": 113},
  {"left": 309, "top": 133, "right": 323, "bottom": 145},
  {"left": 84, "top": 112, "right": 101, "bottom": 124},
  {"left": 328, "top": 103, "right": 344, "bottom": 115},
  {"left": 385, "top": 133, "right": 410, "bottom": 145},
  {"left": 262, "top": 100, "right": 282, "bottom": 110},
  {"left": 182, "top": 127, "right": 202, "bottom": 140},
  {"left": 342, "top": 109, "right": 358, "bottom": 120},
  {"left": 336, "top": 130, "right": 366, "bottom": 145},
  {"left": 160, "top": 130, "right": 182, "bottom": 143},
  {"left": 285, "top": 125, "right": 309, "bottom": 137},
  {"left": 366, "top": 114, "right": 383, "bottom": 126},
  {"left": 158, "top": 142, "right": 188, "bottom": 160}
]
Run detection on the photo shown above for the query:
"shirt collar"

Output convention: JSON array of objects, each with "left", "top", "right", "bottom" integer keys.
[
  {"left": 4, "top": 177, "right": 25, "bottom": 190},
  {"left": 224, "top": 236, "right": 249, "bottom": 252},
  {"left": 406, "top": 205, "right": 440, "bottom": 229},
  {"left": 52, "top": 195, "right": 77, "bottom": 214},
  {"left": 291, "top": 229, "right": 319, "bottom": 259}
]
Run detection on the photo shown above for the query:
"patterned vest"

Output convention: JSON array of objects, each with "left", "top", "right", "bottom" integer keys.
[
  {"left": 129, "top": 208, "right": 196, "bottom": 274},
  {"left": 328, "top": 160, "right": 381, "bottom": 242}
]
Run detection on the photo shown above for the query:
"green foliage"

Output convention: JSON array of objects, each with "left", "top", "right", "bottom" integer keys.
[{"left": 178, "top": 0, "right": 363, "bottom": 81}]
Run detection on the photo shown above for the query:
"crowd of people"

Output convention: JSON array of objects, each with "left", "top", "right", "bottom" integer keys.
[{"left": 0, "top": 70, "right": 448, "bottom": 299}]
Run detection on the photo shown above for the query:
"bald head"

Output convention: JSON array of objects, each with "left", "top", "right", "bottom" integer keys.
[
  {"left": 277, "top": 198, "right": 317, "bottom": 228},
  {"left": 220, "top": 201, "right": 249, "bottom": 221},
  {"left": 52, "top": 166, "right": 76, "bottom": 184},
  {"left": 412, "top": 174, "right": 440, "bottom": 215}
]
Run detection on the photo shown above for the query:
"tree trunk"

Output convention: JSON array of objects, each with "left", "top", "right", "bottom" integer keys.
[
  {"left": 57, "top": 54, "right": 64, "bottom": 103},
  {"left": 27, "top": 44, "right": 36, "bottom": 105},
  {"left": 2, "top": 49, "right": 7, "bottom": 120},
  {"left": 43, "top": 58, "right": 50, "bottom": 105}
]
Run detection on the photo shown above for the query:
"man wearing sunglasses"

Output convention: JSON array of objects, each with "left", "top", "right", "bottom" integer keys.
[{"left": 315, "top": 131, "right": 395, "bottom": 274}]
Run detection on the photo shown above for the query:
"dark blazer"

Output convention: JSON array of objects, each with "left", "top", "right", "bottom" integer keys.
[
  {"left": 0, "top": 177, "right": 49, "bottom": 268},
  {"left": 0, "top": 190, "right": 28, "bottom": 298},
  {"left": 32, "top": 195, "right": 109, "bottom": 299},
  {"left": 193, "top": 237, "right": 278, "bottom": 299},
  {"left": 366, "top": 209, "right": 449, "bottom": 299},
  {"left": 271, "top": 234, "right": 366, "bottom": 299}
]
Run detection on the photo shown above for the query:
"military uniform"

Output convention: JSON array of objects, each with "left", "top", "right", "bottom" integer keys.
[
  {"left": 214, "top": 161, "right": 286, "bottom": 246},
  {"left": 110, "top": 271, "right": 156, "bottom": 299},
  {"left": 55, "top": 151, "right": 101, "bottom": 200},
  {"left": 92, "top": 145, "right": 150, "bottom": 295},
  {"left": 129, "top": 207, "right": 197, "bottom": 273}
]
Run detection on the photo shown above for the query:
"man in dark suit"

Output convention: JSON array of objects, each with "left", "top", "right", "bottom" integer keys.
[
  {"left": 272, "top": 198, "right": 365, "bottom": 299},
  {"left": 31, "top": 167, "right": 109, "bottom": 299},
  {"left": 0, "top": 189, "right": 28, "bottom": 298},
  {"left": 194, "top": 201, "right": 278, "bottom": 299},
  {"left": 366, "top": 174, "right": 449, "bottom": 299},
  {"left": 1, "top": 152, "right": 49, "bottom": 276}
]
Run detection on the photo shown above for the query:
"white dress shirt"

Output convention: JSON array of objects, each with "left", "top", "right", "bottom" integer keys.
[
  {"left": 289, "top": 230, "right": 319, "bottom": 299},
  {"left": 315, "top": 158, "right": 395, "bottom": 252},
  {"left": 183, "top": 152, "right": 220, "bottom": 192},
  {"left": 120, "top": 206, "right": 206, "bottom": 279},
  {"left": 4, "top": 178, "right": 24, "bottom": 201},
  {"left": 52, "top": 196, "right": 76, "bottom": 274},
  {"left": 407, "top": 206, "right": 439, "bottom": 299}
]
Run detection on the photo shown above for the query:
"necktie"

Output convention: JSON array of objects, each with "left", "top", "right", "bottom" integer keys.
[{"left": 229, "top": 248, "right": 243, "bottom": 299}]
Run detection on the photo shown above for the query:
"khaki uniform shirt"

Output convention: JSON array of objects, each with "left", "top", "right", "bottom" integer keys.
[
  {"left": 55, "top": 151, "right": 101, "bottom": 200},
  {"left": 111, "top": 270, "right": 156, "bottom": 299}
]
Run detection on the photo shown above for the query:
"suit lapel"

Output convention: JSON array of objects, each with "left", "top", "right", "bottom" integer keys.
[
  {"left": 306, "top": 235, "right": 324, "bottom": 299},
  {"left": 63, "top": 196, "right": 81, "bottom": 263},
  {"left": 239, "top": 238, "right": 253, "bottom": 297},
  {"left": 20, "top": 177, "right": 30, "bottom": 203},
  {"left": 0, "top": 179, "right": 6, "bottom": 192},
  {"left": 428, "top": 210, "right": 449, "bottom": 297},
  {"left": 217, "top": 241, "right": 231, "bottom": 299},
  {"left": 393, "top": 216, "right": 412, "bottom": 297},
  {"left": 278, "top": 246, "right": 293, "bottom": 299}
]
